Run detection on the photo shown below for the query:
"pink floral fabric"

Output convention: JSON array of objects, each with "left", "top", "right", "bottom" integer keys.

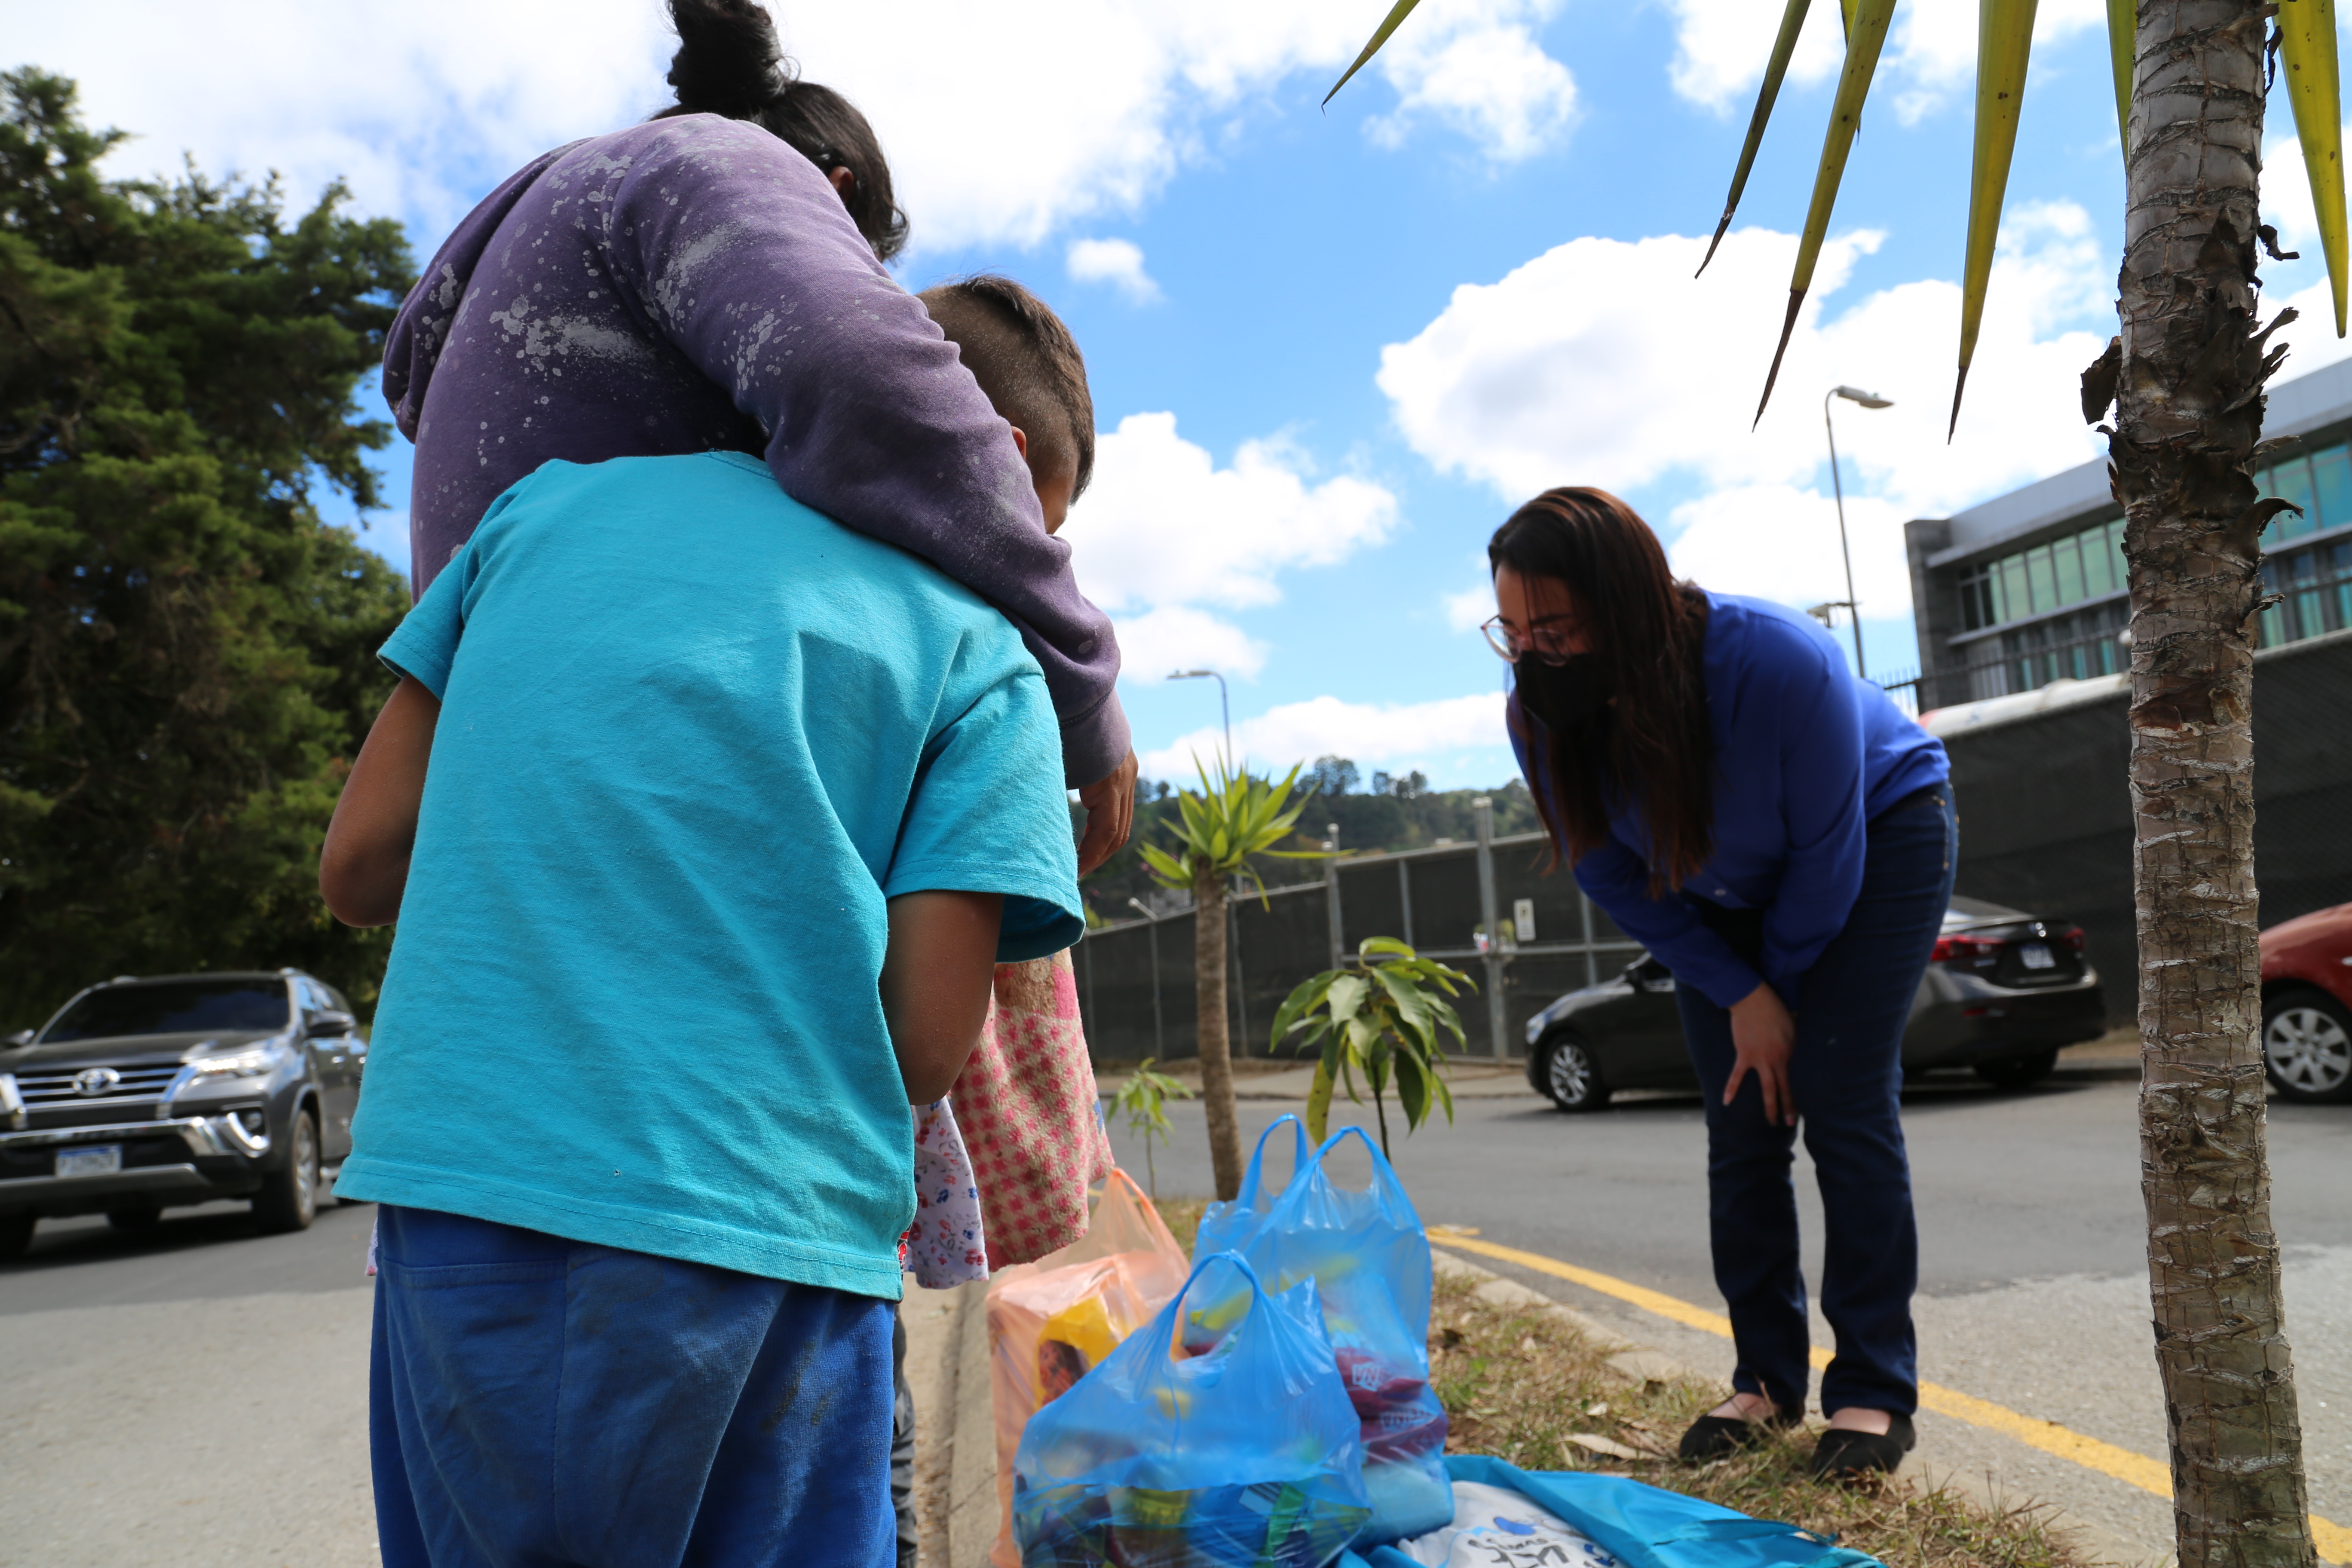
[
  {"left": 902, "top": 1097, "right": 989, "bottom": 1289},
  {"left": 949, "top": 950, "right": 1113, "bottom": 1269}
]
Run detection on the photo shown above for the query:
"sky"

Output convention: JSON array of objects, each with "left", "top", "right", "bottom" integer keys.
[{"left": 15, "top": 0, "right": 2352, "bottom": 789}]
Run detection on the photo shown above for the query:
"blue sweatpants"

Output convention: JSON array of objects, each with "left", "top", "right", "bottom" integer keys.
[
  {"left": 369, "top": 1204, "right": 895, "bottom": 1568},
  {"left": 1674, "top": 788, "right": 1957, "bottom": 1418}
]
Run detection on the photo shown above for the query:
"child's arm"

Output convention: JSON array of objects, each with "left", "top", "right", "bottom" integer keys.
[
  {"left": 319, "top": 676, "right": 441, "bottom": 928},
  {"left": 880, "top": 891, "right": 1004, "bottom": 1103}
]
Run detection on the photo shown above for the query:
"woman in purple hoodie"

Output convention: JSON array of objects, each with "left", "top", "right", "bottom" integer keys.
[{"left": 384, "top": 0, "right": 1135, "bottom": 864}]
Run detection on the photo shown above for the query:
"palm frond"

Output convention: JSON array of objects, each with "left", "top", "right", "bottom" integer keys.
[
  {"left": 1754, "top": 0, "right": 1899, "bottom": 424},
  {"left": 1953, "top": 0, "right": 2042, "bottom": 436}
]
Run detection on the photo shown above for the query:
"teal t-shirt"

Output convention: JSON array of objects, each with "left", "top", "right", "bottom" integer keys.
[{"left": 335, "top": 452, "right": 1085, "bottom": 1298}]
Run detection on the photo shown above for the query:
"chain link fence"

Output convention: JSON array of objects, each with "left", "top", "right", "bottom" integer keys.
[{"left": 1073, "top": 801, "right": 1643, "bottom": 1066}]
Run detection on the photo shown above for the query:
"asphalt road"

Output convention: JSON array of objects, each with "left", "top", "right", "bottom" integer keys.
[
  {"left": 0, "top": 1191, "right": 381, "bottom": 1568},
  {"left": 3, "top": 1066, "right": 2345, "bottom": 1568},
  {"left": 1107, "top": 1061, "right": 2352, "bottom": 1565}
]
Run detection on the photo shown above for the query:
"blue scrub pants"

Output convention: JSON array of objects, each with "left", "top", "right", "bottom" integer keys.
[
  {"left": 1674, "top": 788, "right": 1957, "bottom": 1418},
  {"left": 369, "top": 1204, "right": 895, "bottom": 1568}
]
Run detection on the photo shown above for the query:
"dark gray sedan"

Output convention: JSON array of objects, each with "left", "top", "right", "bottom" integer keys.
[{"left": 1522, "top": 896, "right": 2109, "bottom": 1111}]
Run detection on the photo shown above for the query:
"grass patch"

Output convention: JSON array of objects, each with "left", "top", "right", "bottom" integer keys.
[
  {"left": 1429, "top": 1270, "right": 2098, "bottom": 1568},
  {"left": 1152, "top": 1196, "right": 1208, "bottom": 1256}
]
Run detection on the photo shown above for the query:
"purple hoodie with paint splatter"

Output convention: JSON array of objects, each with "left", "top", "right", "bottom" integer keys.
[{"left": 383, "top": 114, "right": 1127, "bottom": 785}]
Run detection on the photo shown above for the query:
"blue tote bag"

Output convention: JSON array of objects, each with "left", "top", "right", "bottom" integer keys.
[
  {"left": 1196, "top": 1117, "right": 1452, "bottom": 1544},
  {"left": 1012, "top": 1250, "right": 1372, "bottom": 1567},
  {"left": 1341, "top": 1456, "right": 1885, "bottom": 1568}
]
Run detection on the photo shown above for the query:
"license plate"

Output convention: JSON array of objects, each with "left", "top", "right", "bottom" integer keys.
[
  {"left": 2018, "top": 943, "right": 2056, "bottom": 971},
  {"left": 56, "top": 1145, "right": 122, "bottom": 1179}
]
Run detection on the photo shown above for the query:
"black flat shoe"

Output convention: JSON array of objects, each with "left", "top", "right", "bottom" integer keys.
[
  {"left": 1678, "top": 1405, "right": 1799, "bottom": 1461},
  {"left": 1810, "top": 1413, "right": 1917, "bottom": 1478}
]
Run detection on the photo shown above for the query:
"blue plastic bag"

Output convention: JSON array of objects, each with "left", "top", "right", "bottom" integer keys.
[
  {"left": 1196, "top": 1117, "right": 1452, "bottom": 1544},
  {"left": 1340, "top": 1456, "right": 1885, "bottom": 1568},
  {"left": 1012, "top": 1250, "right": 1372, "bottom": 1567}
]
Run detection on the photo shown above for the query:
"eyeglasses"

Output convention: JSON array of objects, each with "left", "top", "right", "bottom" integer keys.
[{"left": 1481, "top": 616, "right": 1580, "bottom": 666}]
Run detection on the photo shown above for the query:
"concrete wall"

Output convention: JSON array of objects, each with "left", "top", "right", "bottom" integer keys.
[{"left": 1942, "top": 627, "right": 2352, "bottom": 1027}]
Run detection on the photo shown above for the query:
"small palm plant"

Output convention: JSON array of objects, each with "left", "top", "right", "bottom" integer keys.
[
  {"left": 1269, "top": 937, "right": 1474, "bottom": 1158},
  {"left": 1107, "top": 1057, "right": 1194, "bottom": 1199},
  {"left": 1138, "top": 756, "right": 1319, "bottom": 1200}
]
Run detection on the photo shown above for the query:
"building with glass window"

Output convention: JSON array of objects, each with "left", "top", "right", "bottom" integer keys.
[{"left": 1904, "top": 355, "right": 2352, "bottom": 710}]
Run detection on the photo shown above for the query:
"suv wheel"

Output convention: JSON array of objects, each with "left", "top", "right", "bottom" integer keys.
[
  {"left": 2263, "top": 989, "right": 2352, "bottom": 1104},
  {"left": 252, "top": 1109, "right": 320, "bottom": 1234},
  {"left": 0, "top": 1212, "right": 31, "bottom": 1262},
  {"left": 1974, "top": 1048, "right": 2058, "bottom": 1091},
  {"left": 1540, "top": 1034, "right": 1611, "bottom": 1112}
]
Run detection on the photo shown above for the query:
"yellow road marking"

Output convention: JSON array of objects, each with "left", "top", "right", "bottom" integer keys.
[{"left": 1428, "top": 1229, "right": 2352, "bottom": 1564}]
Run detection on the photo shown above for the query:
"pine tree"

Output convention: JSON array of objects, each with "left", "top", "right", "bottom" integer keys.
[{"left": 0, "top": 69, "right": 416, "bottom": 1024}]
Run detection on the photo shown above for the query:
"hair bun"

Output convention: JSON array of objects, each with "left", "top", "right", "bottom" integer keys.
[{"left": 665, "top": 0, "right": 790, "bottom": 117}]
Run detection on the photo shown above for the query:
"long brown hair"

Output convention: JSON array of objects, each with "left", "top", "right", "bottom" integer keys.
[{"left": 1490, "top": 488, "right": 1713, "bottom": 895}]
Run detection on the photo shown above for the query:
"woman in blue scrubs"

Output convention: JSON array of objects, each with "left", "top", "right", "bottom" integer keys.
[{"left": 1487, "top": 487, "right": 1953, "bottom": 1477}]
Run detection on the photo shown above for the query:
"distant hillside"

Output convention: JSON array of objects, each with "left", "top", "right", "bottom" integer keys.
[{"left": 1076, "top": 756, "right": 1540, "bottom": 924}]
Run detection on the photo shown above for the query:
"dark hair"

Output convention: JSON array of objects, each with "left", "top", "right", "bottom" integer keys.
[
  {"left": 918, "top": 275, "right": 1096, "bottom": 499},
  {"left": 654, "top": 0, "right": 910, "bottom": 262},
  {"left": 1489, "top": 487, "right": 1714, "bottom": 895}
]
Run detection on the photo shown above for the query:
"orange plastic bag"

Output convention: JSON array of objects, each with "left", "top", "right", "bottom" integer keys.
[{"left": 985, "top": 1167, "right": 1188, "bottom": 1568}]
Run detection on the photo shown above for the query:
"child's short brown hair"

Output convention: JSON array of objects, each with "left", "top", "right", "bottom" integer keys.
[{"left": 919, "top": 276, "right": 1096, "bottom": 500}]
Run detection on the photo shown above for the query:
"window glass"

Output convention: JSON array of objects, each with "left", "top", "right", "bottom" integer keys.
[
  {"left": 42, "top": 979, "right": 290, "bottom": 1042},
  {"left": 2080, "top": 523, "right": 2115, "bottom": 597},
  {"left": 2000, "top": 554, "right": 2027, "bottom": 624},
  {"left": 2026, "top": 546, "right": 2056, "bottom": 615},
  {"left": 2314, "top": 444, "right": 2352, "bottom": 530},
  {"left": 2275, "top": 456, "right": 2318, "bottom": 541},
  {"left": 2054, "top": 533, "right": 2086, "bottom": 604}
]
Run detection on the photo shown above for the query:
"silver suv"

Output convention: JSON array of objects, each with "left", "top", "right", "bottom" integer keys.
[{"left": 0, "top": 971, "right": 366, "bottom": 1259}]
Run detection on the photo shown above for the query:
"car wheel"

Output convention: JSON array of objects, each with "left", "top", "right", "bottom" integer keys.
[
  {"left": 1540, "top": 1034, "right": 1612, "bottom": 1112},
  {"left": 107, "top": 1207, "right": 162, "bottom": 1231},
  {"left": 1974, "top": 1048, "right": 2059, "bottom": 1091},
  {"left": 252, "top": 1109, "right": 320, "bottom": 1234},
  {"left": 2262, "top": 988, "right": 2352, "bottom": 1104},
  {"left": 0, "top": 1212, "right": 32, "bottom": 1262}
]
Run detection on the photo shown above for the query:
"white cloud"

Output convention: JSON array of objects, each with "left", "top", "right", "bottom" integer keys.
[
  {"left": 1661, "top": 0, "right": 1844, "bottom": 115},
  {"left": 1067, "top": 238, "right": 1162, "bottom": 303},
  {"left": 19, "top": 0, "right": 1569, "bottom": 258},
  {"left": 1377, "top": 202, "right": 2115, "bottom": 621},
  {"left": 1662, "top": 0, "right": 2104, "bottom": 122},
  {"left": 1362, "top": 0, "right": 1577, "bottom": 162},
  {"left": 1112, "top": 606, "right": 1268, "bottom": 682},
  {"left": 1139, "top": 691, "right": 1507, "bottom": 779},
  {"left": 1443, "top": 585, "right": 1494, "bottom": 631},
  {"left": 1062, "top": 413, "right": 1398, "bottom": 612}
]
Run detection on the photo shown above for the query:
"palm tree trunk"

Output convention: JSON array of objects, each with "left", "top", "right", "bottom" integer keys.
[
  {"left": 1193, "top": 866, "right": 1243, "bottom": 1200},
  {"left": 2113, "top": 6, "right": 2313, "bottom": 1563}
]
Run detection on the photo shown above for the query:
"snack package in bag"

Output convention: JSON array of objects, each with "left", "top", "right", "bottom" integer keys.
[
  {"left": 1196, "top": 1117, "right": 1451, "bottom": 1545},
  {"left": 1012, "top": 1251, "right": 1372, "bottom": 1567},
  {"left": 988, "top": 1167, "right": 1190, "bottom": 1568}
]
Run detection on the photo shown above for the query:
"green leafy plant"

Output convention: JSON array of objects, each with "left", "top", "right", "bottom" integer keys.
[
  {"left": 1107, "top": 1057, "right": 1194, "bottom": 1198},
  {"left": 1270, "top": 937, "right": 1473, "bottom": 1158},
  {"left": 1139, "top": 755, "right": 1320, "bottom": 1200}
]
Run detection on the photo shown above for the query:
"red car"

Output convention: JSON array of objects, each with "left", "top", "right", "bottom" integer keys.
[{"left": 2261, "top": 903, "right": 2352, "bottom": 1103}]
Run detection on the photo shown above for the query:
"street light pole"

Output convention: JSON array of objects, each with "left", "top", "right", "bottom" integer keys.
[
  {"left": 1823, "top": 384, "right": 1893, "bottom": 680},
  {"left": 1169, "top": 669, "right": 1230, "bottom": 768}
]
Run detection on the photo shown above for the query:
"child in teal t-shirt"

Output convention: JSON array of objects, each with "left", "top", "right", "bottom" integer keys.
[{"left": 320, "top": 439, "right": 1084, "bottom": 1565}]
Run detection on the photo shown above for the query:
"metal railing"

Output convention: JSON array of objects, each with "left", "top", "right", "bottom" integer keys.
[{"left": 1073, "top": 799, "right": 1645, "bottom": 1064}]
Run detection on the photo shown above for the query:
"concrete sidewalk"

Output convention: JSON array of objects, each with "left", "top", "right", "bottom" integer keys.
[{"left": 1095, "top": 1061, "right": 1541, "bottom": 1102}]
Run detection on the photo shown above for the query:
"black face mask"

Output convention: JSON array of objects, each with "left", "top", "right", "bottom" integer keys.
[{"left": 1515, "top": 653, "right": 1611, "bottom": 734}]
